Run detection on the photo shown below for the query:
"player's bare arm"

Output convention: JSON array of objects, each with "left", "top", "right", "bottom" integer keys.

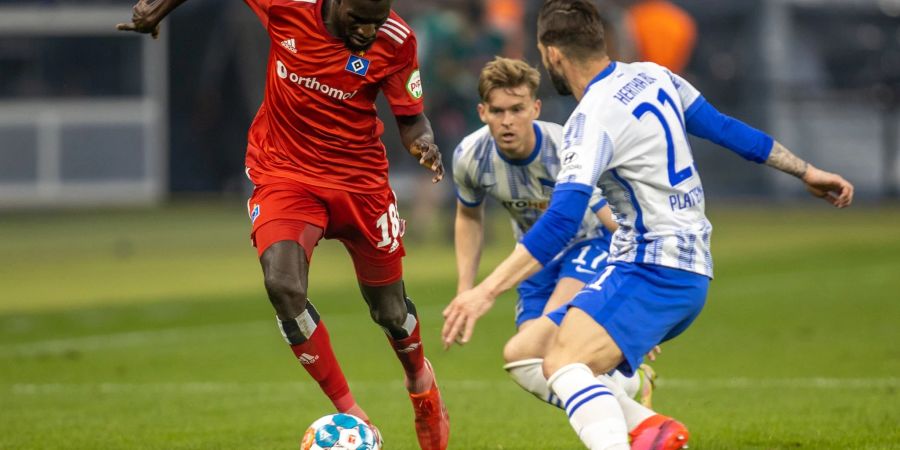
[
  {"left": 442, "top": 244, "right": 542, "bottom": 349},
  {"left": 595, "top": 205, "right": 618, "bottom": 233},
  {"left": 454, "top": 201, "right": 486, "bottom": 294},
  {"left": 397, "top": 113, "right": 444, "bottom": 183},
  {"left": 116, "top": 0, "right": 188, "bottom": 39},
  {"left": 765, "top": 141, "right": 854, "bottom": 208}
]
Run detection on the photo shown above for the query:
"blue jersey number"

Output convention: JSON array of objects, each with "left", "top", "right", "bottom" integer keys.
[{"left": 632, "top": 89, "right": 694, "bottom": 187}]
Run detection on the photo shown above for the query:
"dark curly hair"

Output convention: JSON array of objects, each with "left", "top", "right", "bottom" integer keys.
[{"left": 537, "top": 0, "right": 607, "bottom": 60}]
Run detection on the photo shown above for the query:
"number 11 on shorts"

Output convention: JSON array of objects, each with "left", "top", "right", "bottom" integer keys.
[{"left": 376, "top": 203, "right": 402, "bottom": 252}]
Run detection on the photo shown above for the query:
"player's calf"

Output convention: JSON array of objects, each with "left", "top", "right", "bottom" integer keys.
[
  {"left": 277, "top": 301, "right": 366, "bottom": 420},
  {"left": 361, "top": 283, "right": 431, "bottom": 392}
]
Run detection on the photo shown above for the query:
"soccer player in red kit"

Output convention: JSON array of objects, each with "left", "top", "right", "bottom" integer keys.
[{"left": 118, "top": 1, "right": 450, "bottom": 448}]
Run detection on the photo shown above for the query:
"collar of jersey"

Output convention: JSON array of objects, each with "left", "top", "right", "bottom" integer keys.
[
  {"left": 495, "top": 122, "right": 543, "bottom": 166},
  {"left": 583, "top": 61, "right": 618, "bottom": 97}
]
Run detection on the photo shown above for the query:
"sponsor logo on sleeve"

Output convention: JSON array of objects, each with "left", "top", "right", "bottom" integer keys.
[{"left": 406, "top": 69, "right": 423, "bottom": 99}]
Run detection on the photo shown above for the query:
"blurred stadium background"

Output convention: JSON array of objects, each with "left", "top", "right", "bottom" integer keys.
[{"left": 1, "top": 0, "right": 898, "bottom": 449}]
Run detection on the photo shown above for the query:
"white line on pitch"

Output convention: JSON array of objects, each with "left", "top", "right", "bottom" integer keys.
[
  {"left": 5, "top": 377, "right": 899, "bottom": 395},
  {"left": 0, "top": 308, "right": 451, "bottom": 358},
  {"left": 0, "top": 321, "right": 270, "bottom": 357}
]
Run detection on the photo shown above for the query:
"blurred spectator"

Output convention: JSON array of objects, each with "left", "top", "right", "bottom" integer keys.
[
  {"left": 486, "top": 0, "right": 526, "bottom": 58},
  {"left": 399, "top": 0, "right": 510, "bottom": 241},
  {"left": 600, "top": 0, "right": 697, "bottom": 73}
]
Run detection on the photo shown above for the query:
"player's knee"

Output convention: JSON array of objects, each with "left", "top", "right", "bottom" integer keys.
[
  {"left": 503, "top": 333, "right": 536, "bottom": 364},
  {"left": 263, "top": 274, "right": 307, "bottom": 317},
  {"left": 542, "top": 351, "right": 566, "bottom": 380},
  {"left": 369, "top": 300, "right": 407, "bottom": 331}
]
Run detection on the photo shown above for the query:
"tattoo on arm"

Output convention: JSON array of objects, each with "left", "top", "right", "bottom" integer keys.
[{"left": 765, "top": 141, "right": 809, "bottom": 179}]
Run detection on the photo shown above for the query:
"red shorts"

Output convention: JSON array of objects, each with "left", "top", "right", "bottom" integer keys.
[{"left": 247, "top": 178, "right": 406, "bottom": 286}]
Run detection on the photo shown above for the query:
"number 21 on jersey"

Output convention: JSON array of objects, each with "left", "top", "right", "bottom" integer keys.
[{"left": 632, "top": 88, "right": 694, "bottom": 187}]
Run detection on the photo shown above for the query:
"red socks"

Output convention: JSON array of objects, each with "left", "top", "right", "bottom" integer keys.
[
  {"left": 288, "top": 322, "right": 356, "bottom": 411},
  {"left": 388, "top": 320, "right": 425, "bottom": 377}
]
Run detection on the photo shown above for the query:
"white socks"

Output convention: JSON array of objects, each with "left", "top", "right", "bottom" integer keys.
[
  {"left": 608, "top": 369, "right": 641, "bottom": 400},
  {"left": 597, "top": 373, "right": 655, "bottom": 431},
  {"left": 504, "top": 359, "right": 643, "bottom": 410},
  {"left": 547, "top": 363, "right": 629, "bottom": 450},
  {"left": 504, "top": 358, "right": 565, "bottom": 408}
]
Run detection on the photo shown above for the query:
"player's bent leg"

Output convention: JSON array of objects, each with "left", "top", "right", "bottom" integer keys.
[
  {"left": 359, "top": 281, "right": 430, "bottom": 391},
  {"left": 359, "top": 281, "right": 449, "bottom": 450},
  {"left": 504, "top": 316, "right": 558, "bottom": 363},
  {"left": 503, "top": 317, "right": 563, "bottom": 407},
  {"left": 259, "top": 239, "right": 367, "bottom": 421},
  {"left": 544, "top": 308, "right": 630, "bottom": 450},
  {"left": 261, "top": 240, "right": 312, "bottom": 320},
  {"left": 542, "top": 276, "right": 654, "bottom": 406}
]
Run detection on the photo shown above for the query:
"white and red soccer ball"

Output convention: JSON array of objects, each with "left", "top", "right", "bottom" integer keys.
[{"left": 300, "top": 413, "right": 381, "bottom": 450}]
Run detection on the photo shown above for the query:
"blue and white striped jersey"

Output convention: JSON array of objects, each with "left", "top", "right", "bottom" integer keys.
[
  {"left": 556, "top": 61, "right": 714, "bottom": 277},
  {"left": 453, "top": 120, "right": 608, "bottom": 243}
]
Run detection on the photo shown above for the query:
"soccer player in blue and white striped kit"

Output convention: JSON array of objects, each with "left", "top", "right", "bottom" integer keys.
[
  {"left": 452, "top": 57, "right": 656, "bottom": 411},
  {"left": 442, "top": 1, "right": 854, "bottom": 449}
]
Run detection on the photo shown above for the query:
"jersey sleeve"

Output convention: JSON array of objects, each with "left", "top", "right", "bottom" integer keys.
[
  {"left": 382, "top": 34, "right": 425, "bottom": 117},
  {"left": 685, "top": 98, "right": 774, "bottom": 163},
  {"left": 243, "top": 0, "right": 272, "bottom": 27},
  {"left": 451, "top": 144, "right": 485, "bottom": 207},
  {"left": 665, "top": 68, "right": 702, "bottom": 112},
  {"left": 521, "top": 188, "right": 591, "bottom": 265},
  {"left": 555, "top": 109, "right": 615, "bottom": 191}
]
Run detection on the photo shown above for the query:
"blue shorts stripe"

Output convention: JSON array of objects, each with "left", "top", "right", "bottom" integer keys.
[{"left": 567, "top": 391, "right": 613, "bottom": 418}]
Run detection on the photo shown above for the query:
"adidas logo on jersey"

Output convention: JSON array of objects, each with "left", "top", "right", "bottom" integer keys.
[
  {"left": 297, "top": 353, "right": 319, "bottom": 365},
  {"left": 280, "top": 38, "right": 297, "bottom": 54}
]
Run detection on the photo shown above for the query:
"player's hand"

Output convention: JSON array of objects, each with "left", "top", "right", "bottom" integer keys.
[
  {"left": 116, "top": 0, "right": 162, "bottom": 39},
  {"left": 411, "top": 139, "right": 444, "bottom": 183},
  {"left": 645, "top": 345, "right": 661, "bottom": 362},
  {"left": 441, "top": 287, "right": 495, "bottom": 350},
  {"left": 802, "top": 166, "right": 854, "bottom": 208}
]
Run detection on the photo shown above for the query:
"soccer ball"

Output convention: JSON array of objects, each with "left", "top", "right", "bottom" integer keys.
[{"left": 300, "top": 413, "right": 381, "bottom": 450}]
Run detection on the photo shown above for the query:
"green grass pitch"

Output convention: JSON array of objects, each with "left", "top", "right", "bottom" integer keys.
[{"left": 1, "top": 202, "right": 898, "bottom": 449}]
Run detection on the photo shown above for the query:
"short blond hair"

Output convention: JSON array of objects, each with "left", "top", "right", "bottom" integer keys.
[{"left": 478, "top": 57, "right": 541, "bottom": 102}]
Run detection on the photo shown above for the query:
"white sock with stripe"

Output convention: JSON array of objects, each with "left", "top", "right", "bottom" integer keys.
[
  {"left": 547, "top": 363, "right": 629, "bottom": 450},
  {"left": 504, "top": 359, "right": 564, "bottom": 408},
  {"left": 505, "top": 359, "right": 644, "bottom": 411}
]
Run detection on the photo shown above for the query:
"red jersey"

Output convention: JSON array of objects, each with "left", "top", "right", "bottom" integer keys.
[{"left": 242, "top": 0, "right": 424, "bottom": 193}]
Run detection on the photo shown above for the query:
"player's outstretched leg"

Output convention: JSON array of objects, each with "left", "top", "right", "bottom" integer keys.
[
  {"left": 261, "top": 240, "right": 369, "bottom": 421},
  {"left": 360, "top": 282, "right": 449, "bottom": 450}
]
